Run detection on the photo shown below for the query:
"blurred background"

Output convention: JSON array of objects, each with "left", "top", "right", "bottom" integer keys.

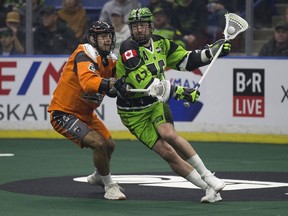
[{"left": 0, "top": 0, "right": 287, "bottom": 57}]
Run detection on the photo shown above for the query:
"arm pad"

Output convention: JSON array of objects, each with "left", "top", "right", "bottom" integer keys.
[
  {"left": 113, "top": 76, "right": 132, "bottom": 98},
  {"left": 185, "top": 50, "right": 210, "bottom": 71},
  {"left": 98, "top": 78, "right": 111, "bottom": 94}
]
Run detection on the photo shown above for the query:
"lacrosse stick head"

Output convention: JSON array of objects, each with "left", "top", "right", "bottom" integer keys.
[
  {"left": 223, "top": 13, "right": 249, "bottom": 41},
  {"left": 149, "top": 79, "right": 171, "bottom": 102}
]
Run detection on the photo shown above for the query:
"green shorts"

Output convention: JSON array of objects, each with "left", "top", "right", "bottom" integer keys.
[{"left": 117, "top": 102, "right": 173, "bottom": 149}]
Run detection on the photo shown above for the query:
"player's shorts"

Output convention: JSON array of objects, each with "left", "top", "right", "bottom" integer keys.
[
  {"left": 117, "top": 102, "right": 173, "bottom": 149},
  {"left": 50, "top": 110, "right": 111, "bottom": 148}
]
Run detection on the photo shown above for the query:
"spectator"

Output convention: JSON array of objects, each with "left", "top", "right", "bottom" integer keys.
[
  {"left": 0, "top": 27, "right": 21, "bottom": 55},
  {"left": 5, "top": 10, "right": 25, "bottom": 54},
  {"left": 0, "top": 0, "right": 9, "bottom": 28},
  {"left": 206, "top": 0, "right": 228, "bottom": 44},
  {"left": 258, "top": 21, "right": 288, "bottom": 57},
  {"left": 110, "top": 7, "right": 130, "bottom": 56},
  {"left": 146, "top": 0, "right": 174, "bottom": 19},
  {"left": 58, "top": 0, "right": 88, "bottom": 42},
  {"left": 152, "top": 7, "right": 186, "bottom": 48},
  {"left": 34, "top": 5, "right": 78, "bottom": 54},
  {"left": 3, "top": 0, "right": 24, "bottom": 8},
  {"left": 254, "top": 0, "right": 276, "bottom": 28},
  {"left": 99, "top": 0, "right": 141, "bottom": 24},
  {"left": 220, "top": 0, "right": 242, "bottom": 13},
  {"left": 171, "top": 0, "right": 208, "bottom": 50},
  {"left": 18, "top": 0, "right": 45, "bottom": 29}
]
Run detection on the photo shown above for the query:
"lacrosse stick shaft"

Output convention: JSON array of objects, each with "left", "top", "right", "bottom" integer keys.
[
  {"left": 128, "top": 88, "right": 150, "bottom": 93},
  {"left": 183, "top": 44, "right": 224, "bottom": 108},
  {"left": 195, "top": 43, "right": 224, "bottom": 90}
]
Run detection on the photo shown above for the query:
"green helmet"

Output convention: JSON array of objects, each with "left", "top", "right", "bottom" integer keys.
[{"left": 128, "top": 7, "right": 153, "bottom": 24}]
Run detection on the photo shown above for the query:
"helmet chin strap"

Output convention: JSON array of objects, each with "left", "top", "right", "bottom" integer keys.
[
  {"left": 134, "top": 37, "right": 150, "bottom": 46},
  {"left": 97, "top": 46, "right": 111, "bottom": 57},
  {"left": 101, "top": 55, "right": 108, "bottom": 66}
]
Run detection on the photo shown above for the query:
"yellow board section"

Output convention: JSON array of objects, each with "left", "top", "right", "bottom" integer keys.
[{"left": 0, "top": 130, "right": 287, "bottom": 144}]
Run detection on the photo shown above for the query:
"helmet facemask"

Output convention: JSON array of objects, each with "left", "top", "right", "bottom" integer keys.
[
  {"left": 87, "top": 21, "right": 116, "bottom": 56},
  {"left": 129, "top": 21, "right": 154, "bottom": 45},
  {"left": 128, "top": 8, "right": 154, "bottom": 45}
]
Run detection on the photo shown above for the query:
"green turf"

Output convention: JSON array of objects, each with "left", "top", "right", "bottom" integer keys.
[{"left": 0, "top": 139, "right": 287, "bottom": 216}]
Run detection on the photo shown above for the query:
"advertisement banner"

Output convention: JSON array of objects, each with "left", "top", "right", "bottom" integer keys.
[{"left": 0, "top": 57, "right": 287, "bottom": 134}]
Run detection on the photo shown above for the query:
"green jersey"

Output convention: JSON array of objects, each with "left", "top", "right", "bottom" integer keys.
[{"left": 116, "top": 34, "right": 190, "bottom": 110}]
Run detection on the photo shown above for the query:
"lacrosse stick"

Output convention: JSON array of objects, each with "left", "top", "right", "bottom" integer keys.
[
  {"left": 128, "top": 13, "right": 249, "bottom": 105},
  {"left": 128, "top": 89, "right": 150, "bottom": 93},
  {"left": 183, "top": 13, "right": 249, "bottom": 107},
  {"left": 128, "top": 79, "right": 172, "bottom": 102}
]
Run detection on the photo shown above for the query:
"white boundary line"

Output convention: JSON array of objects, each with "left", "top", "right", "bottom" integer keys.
[{"left": 0, "top": 153, "right": 14, "bottom": 157}]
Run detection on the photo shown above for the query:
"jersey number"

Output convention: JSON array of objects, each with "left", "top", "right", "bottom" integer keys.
[
  {"left": 135, "top": 59, "right": 165, "bottom": 83},
  {"left": 135, "top": 70, "right": 148, "bottom": 83},
  {"left": 147, "top": 59, "right": 165, "bottom": 76}
]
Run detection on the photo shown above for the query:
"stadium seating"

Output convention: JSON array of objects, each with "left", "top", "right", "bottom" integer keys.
[{"left": 45, "top": 0, "right": 150, "bottom": 22}]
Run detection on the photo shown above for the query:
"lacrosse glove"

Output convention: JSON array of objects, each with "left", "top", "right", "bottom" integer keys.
[
  {"left": 206, "top": 39, "right": 231, "bottom": 59},
  {"left": 113, "top": 76, "right": 131, "bottom": 98},
  {"left": 105, "top": 78, "right": 117, "bottom": 98},
  {"left": 106, "top": 87, "right": 117, "bottom": 98},
  {"left": 173, "top": 86, "right": 200, "bottom": 103}
]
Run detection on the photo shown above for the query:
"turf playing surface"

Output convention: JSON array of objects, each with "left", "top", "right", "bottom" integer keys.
[{"left": 0, "top": 139, "right": 287, "bottom": 216}]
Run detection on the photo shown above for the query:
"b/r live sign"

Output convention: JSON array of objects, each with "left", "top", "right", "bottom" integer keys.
[{"left": 233, "top": 69, "right": 264, "bottom": 117}]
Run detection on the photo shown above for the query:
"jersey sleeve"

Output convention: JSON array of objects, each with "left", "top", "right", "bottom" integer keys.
[
  {"left": 117, "top": 39, "right": 142, "bottom": 72},
  {"left": 166, "top": 40, "right": 190, "bottom": 71},
  {"left": 75, "top": 51, "right": 103, "bottom": 93}
]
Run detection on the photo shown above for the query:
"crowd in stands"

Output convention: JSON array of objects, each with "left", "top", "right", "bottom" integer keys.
[
  {"left": 258, "top": 19, "right": 288, "bottom": 56},
  {"left": 0, "top": 0, "right": 287, "bottom": 56}
]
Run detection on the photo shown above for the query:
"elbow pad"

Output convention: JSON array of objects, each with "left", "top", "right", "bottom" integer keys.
[
  {"left": 185, "top": 50, "right": 211, "bottom": 71},
  {"left": 98, "top": 78, "right": 110, "bottom": 94}
]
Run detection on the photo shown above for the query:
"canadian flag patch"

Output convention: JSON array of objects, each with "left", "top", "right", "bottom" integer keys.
[{"left": 122, "top": 49, "right": 137, "bottom": 61}]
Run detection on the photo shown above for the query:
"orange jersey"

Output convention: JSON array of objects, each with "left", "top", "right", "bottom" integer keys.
[{"left": 48, "top": 43, "right": 117, "bottom": 121}]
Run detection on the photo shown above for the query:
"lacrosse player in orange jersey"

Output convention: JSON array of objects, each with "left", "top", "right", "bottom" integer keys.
[{"left": 48, "top": 21, "right": 126, "bottom": 200}]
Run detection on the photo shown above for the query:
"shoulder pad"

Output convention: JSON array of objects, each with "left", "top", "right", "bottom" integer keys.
[
  {"left": 119, "top": 39, "right": 139, "bottom": 54},
  {"left": 82, "top": 43, "right": 99, "bottom": 62},
  {"left": 152, "top": 34, "right": 165, "bottom": 41},
  {"left": 119, "top": 39, "right": 141, "bottom": 71}
]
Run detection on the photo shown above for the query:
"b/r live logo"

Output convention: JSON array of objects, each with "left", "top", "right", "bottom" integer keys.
[{"left": 233, "top": 69, "right": 264, "bottom": 117}]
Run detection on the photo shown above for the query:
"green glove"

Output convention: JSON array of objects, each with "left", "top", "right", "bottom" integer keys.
[
  {"left": 207, "top": 39, "right": 231, "bottom": 59},
  {"left": 174, "top": 86, "right": 200, "bottom": 103}
]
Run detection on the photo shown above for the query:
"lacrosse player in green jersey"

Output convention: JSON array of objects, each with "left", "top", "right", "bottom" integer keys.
[{"left": 114, "top": 7, "right": 231, "bottom": 203}]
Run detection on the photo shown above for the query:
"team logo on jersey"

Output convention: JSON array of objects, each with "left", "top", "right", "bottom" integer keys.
[
  {"left": 122, "top": 49, "right": 137, "bottom": 61},
  {"left": 88, "top": 63, "right": 95, "bottom": 72}
]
